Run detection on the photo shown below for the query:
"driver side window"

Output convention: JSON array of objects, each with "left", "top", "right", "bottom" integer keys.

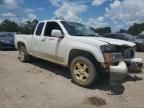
[{"left": 44, "top": 22, "right": 63, "bottom": 37}]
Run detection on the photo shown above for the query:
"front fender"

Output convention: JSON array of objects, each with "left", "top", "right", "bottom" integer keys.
[{"left": 65, "top": 41, "right": 105, "bottom": 65}]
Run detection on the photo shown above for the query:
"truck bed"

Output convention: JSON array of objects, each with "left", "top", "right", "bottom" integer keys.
[{"left": 14, "top": 34, "right": 32, "bottom": 52}]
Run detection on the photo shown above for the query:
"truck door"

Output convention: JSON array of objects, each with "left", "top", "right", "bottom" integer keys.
[{"left": 39, "top": 22, "right": 66, "bottom": 64}]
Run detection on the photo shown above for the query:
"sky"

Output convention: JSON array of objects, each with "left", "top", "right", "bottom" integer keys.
[{"left": 0, "top": 0, "right": 144, "bottom": 31}]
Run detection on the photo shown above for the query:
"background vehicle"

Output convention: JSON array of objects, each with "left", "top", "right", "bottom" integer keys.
[
  {"left": 0, "top": 32, "right": 15, "bottom": 50},
  {"left": 103, "top": 33, "right": 144, "bottom": 51},
  {"left": 14, "top": 20, "right": 143, "bottom": 87},
  {"left": 136, "top": 34, "right": 144, "bottom": 41}
]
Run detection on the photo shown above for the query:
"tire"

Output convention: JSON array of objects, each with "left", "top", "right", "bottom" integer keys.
[
  {"left": 19, "top": 46, "right": 30, "bottom": 62},
  {"left": 70, "top": 57, "right": 98, "bottom": 87}
]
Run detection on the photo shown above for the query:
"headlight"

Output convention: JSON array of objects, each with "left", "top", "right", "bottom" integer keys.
[
  {"left": 103, "top": 53, "right": 122, "bottom": 63},
  {"left": 100, "top": 45, "right": 116, "bottom": 53}
]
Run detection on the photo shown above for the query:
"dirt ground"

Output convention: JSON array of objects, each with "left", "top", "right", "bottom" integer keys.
[{"left": 0, "top": 50, "right": 144, "bottom": 108}]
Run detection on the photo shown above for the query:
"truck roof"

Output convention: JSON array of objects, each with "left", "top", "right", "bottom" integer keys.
[{"left": 39, "top": 19, "right": 65, "bottom": 23}]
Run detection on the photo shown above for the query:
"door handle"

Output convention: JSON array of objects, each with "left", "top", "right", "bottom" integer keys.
[
  {"left": 41, "top": 38, "right": 47, "bottom": 42},
  {"left": 49, "top": 38, "right": 55, "bottom": 41}
]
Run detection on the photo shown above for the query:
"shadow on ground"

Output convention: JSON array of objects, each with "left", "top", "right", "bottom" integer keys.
[
  {"left": 29, "top": 58, "right": 71, "bottom": 79},
  {"left": 28, "top": 58, "right": 143, "bottom": 95},
  {"left": 124, "top": 74, "right": 143, "bottom": 82}
]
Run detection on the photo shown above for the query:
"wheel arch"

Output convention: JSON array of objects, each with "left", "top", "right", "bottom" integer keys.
[
  {"left": 17, "top": 41, "right": 26, "bottom": 49},
  {"left": 68, "top": 49, "right": 101, "bottom": 67}
]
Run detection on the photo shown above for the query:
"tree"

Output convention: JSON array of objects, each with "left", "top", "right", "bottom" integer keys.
[
  {"left": 0, "top": 19, "right": 39, "bottom": 34},
  {"left": 0, "top": 19, "right": 19, "bottom": 32},
  {"left": 93, "top": 27, "right": 111, "bottom": 35},
  {"left": 118, "top": 29, "right": 128, "bottom": 33},
  {"left": 31, "top": 19, "right": 39, "bottom": 32},
  {"left": 128, "top": 23, "right": 144, "bottom": 35},
  {"left": 18, "top": 19, "right": 39, "bottom": 34}
]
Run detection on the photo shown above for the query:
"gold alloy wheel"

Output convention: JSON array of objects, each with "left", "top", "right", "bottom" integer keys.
[{"left": 74, "top": 62, "right": 90, "bottom": 82}]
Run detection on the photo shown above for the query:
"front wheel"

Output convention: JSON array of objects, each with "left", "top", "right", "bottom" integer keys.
[
  {"left": 19, "top": 46, "right": 30, "bottom": 62},
  {"left": 70, "top": 57, "right": 98, "bottom": 87}
]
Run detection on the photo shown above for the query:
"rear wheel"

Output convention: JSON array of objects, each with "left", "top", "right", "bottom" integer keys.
[
  {"left": 70, "top": 57, "right": 98, "bottom": 87},
  {"left": 19, "top": 46, "right": 30, "bottom": 62}
]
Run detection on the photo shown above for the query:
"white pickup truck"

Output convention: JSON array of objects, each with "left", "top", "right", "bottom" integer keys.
[{"left": 15, "top": 20, "right": 143, "bottom": 87}]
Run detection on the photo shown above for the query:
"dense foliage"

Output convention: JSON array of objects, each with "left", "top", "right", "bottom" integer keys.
[
  {"left": 92, "top": 23, "right": 144, "bottom": 36},
  {"left": 0, "top": 19, "right": 39, "bottom": 34},
  {"left": 92, "top": 27, "right": 111, "bottom": 35},
  {"left": 0, "top": 19, "right": 144, "bottom": 36},
  {"left": 128, "top": 23, "right": 144, "bottom": 36}
]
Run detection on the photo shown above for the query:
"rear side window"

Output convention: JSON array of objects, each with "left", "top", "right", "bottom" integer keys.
[{"left": 35, "top": 22, "right": 44, "bottom": 36}]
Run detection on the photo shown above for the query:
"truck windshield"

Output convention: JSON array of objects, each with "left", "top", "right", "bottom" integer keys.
[{"left": 61, "top": 21, "right": 98, "bottom": 37}]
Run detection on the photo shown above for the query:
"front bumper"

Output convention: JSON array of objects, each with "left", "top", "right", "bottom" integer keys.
[
  {"left": 109, "top": 61, "right": 128, "bottom": 85},
  {"left": 109, "top": 58, "right": 143, "bottom": 73},
  {"left": 124, "top": 58, "right": 143, "bottom": 73},
  {"left": 102, "top": 53, "right": 143, "bottom": 84},
  {"left": 110, "top": 61, "right": 128, "bottom": 74}
]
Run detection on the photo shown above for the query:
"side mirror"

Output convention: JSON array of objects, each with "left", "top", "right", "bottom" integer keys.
[{"left": 51, "top": 29, "right": 64, "bottom": 38}]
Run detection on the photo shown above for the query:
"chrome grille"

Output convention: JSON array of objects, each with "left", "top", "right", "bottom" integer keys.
[{"left": 122, "top": 48, "right": 135, "bottom": 58}]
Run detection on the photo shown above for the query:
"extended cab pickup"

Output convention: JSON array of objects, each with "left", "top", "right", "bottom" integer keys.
[{"left": 15, "top": 20, "right": 143, "bottom": 87}]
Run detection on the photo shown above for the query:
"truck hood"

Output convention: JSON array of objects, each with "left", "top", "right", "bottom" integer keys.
[
  {"left": 70, "top": 36, "right": 135, "bottom": 47},
  {"left": 95, "top": 37, "right": 135, "bottom": 46}
]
